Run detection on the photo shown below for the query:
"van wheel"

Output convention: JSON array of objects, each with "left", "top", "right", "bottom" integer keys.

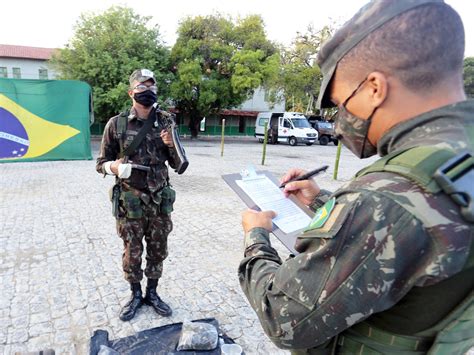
[
  {"left": 333, "top": 139, "right": 339, "bottom": 145},
  {"left": 289, "top": 137, "right": 297, "bottom": 146},
  {"left": 258, "top": 138, "right": 264, "bottom": 143},
  {"left": 319, "top": 135, "right": 329, "bottom": 145},
  {"left": 306, "top": 142, "right": 313, "bottom": 146}
]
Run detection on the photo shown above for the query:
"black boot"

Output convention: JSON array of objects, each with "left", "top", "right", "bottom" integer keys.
[
  {"left": 144, "top": 279, "right": 172, "bottom": 317},
  {"left": 119, "top": 282, "right": 143, "bottom": 321}
]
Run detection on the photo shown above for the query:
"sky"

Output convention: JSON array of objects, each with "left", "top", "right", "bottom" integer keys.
[{"left": 1, "top": 0, "right": 473, "bottom": 56}]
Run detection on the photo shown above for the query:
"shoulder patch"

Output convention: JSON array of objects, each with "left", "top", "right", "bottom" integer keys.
[{"left": 305, "top": 197, "right": 336, "bottom": 231}]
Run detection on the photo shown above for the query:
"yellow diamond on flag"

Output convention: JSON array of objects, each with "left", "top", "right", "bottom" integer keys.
[{"left": 0, "top": 94, "right": 80, "bottom": 159}]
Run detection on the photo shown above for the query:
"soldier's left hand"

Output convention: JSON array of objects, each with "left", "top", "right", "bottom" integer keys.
[
  {"left": 161, "top": 130, "right": 174, "bottom": 147},
  {"left": 242, "top": 209, "right": 276, "bottom": 233}
]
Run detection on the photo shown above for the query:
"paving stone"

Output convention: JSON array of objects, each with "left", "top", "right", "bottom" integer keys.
[
  {"left": 6, "top": 343, "right": 28, "bottom": 354},
  {"left": 29, "top": 313, "right": 50, "bottom": 325},
  {"left": 28, "top": 322, "right": 53, "bottom": 338},
  {"left": 50, "top": 306, "right": 69, "bottom": 319},
  {"left": 8, "top": 328, "right": 28, "bottom": 343},
  {"left": 87, "top": 311, "right": 109, "bottom": 328},
  {"left": 53, "top": 330, "right": 73, "bottom": 345},
  {"left": 29, "top": 303, "right": 50, "bottom": 315},
  {"left": 52, "top": 316, "right": 71, "bottom": 330},
  {"left": 0, "top": 328, "right": 6, "bottom": 345},
  {"left": 26, "top": 334, "right": 52, "bottom": 352}
]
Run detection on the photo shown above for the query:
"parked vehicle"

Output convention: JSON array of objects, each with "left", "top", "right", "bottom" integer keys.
[
  {"left": 254, "top": 112, "right": 318, "bottom": 146},
  {"left": 308, "top": 115, "right": 339, "bottom": 145}
]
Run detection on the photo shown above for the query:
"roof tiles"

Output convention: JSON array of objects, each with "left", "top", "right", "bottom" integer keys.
[{"left": 0, "top": 44, "right": 57, "bottom": 60}]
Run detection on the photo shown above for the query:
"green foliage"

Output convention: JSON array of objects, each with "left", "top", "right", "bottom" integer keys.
[
  {"left": 50, "top": 6, "right": 172, "bottom": 123},
  {"left": 170, "top": 14, "right": 279, "bottom": 137},
  {"left": 464, "top": 57, "right": 474, "bottom": 98},
  {"left": 272, "top": 25, "right": 332, "bottom": 113}
]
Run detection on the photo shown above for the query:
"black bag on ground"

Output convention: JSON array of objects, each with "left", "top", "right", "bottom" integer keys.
[{"left": 89, "top": 318, "right": 235, "bottom": 355}]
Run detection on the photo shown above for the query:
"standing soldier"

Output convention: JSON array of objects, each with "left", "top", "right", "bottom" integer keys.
[
  {"left": 239, "top": 1, "right": 473, "bottom": 354},
  {"left": 97, "top": 69, "right": 179, "bottom": 321}
]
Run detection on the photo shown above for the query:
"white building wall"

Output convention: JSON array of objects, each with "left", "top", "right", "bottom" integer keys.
[
  {"left": 238, "top": 87, "right": 285, "bottom": 112},
  {"left": 0, "top": 58, "right": 57, "bottom": 80}
]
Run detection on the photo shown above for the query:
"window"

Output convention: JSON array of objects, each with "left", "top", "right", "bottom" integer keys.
[
  {"left": 264, "top": 90, "right": 270, "bottom": 102},
  {"left": 38, "top": 69, "right": 48, "bottom": 80},
  {"left": 12, "top": 67, "right": 21, "bottom": 79},
  {"left": 0, "top": 67, "right": 7, "bottom": 78},
  {"left": 258, "top": 117, "right": 269, "bottom": 126}
]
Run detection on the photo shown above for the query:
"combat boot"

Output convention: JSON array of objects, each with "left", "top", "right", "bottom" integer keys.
[
  {"left": 119, "top": 282, "right": 143, "bottom": 321},
  {"left": 144, "top": 279, "right": 172, "bottom": 317}
]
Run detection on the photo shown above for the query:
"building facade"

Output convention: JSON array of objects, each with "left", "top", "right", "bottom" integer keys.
[
  {"left": 0, "top": 44, "right": 57, "bottom": 80},
  {"left": 177, "top": 87, "right": 286, "bottom": 137}
]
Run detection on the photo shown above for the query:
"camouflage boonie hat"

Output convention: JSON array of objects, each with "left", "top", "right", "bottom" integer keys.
[
  {"left": 316, "top": 0, "right": 445, "bottom": 109},
  {"left": 129, "top": 69, "right": 156, "bottom": 86}
]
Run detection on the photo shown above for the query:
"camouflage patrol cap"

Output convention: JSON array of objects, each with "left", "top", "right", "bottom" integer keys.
[
  {"left": 316, "top": 0, "right": 445, "bottom": 109},
  {"left": 129, "top": 69, "right": 156, "bottom": 86}
]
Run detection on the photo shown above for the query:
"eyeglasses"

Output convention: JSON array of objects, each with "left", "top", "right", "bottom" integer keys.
[{"left": 132, "top": 84, "right": 158, "bottom": 94}]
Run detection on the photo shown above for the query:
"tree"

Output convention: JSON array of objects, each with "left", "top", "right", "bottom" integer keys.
[
  {"left": 464, "top": 57, "right": 474, "bottom": 98},
  {"left": 50, "top": 6, "right": 172, "bottom": 123},
  {"left": 170, "top": 14, "right": 279, "bottom": 137},
  {"left": 274, "top": 25, "right": 332, "bottom": 114}
]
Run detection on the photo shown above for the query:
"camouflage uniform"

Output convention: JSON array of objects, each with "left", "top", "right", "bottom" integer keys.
[
  {"left": 238, "top": 101, "right": 474, "bottom": 352},
  {"left": 96, "top": 107, "right": 179, "bottom": 283}
]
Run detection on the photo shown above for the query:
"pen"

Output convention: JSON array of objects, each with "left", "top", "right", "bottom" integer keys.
[{"left": 279, "top": 165, "right": 329, "bottom": 189}]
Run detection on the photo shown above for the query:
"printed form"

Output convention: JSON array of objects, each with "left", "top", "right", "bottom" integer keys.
[{"left": 236, "top": 175, "right": 311, "bottom": 234}]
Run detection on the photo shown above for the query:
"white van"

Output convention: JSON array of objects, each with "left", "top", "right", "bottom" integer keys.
[{"left": 254, "top": 112, "right": 318, "bottom": 146}]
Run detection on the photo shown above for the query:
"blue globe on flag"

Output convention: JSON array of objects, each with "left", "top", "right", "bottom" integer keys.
[{"left": 0, "top": 107, "right": 30, "bottom": 159}]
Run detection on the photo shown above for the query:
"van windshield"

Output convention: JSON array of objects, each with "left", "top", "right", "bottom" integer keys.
[{"left": 291, "top": 118, "right": 311, "bottom": 128}]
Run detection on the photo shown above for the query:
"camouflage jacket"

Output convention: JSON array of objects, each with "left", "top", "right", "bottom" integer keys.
[
  {"left": 96, "top": 107, "right": 179, "bottom": 194},
  {"left": 238, "top": 100, "right": 474, "bottom": 351}
]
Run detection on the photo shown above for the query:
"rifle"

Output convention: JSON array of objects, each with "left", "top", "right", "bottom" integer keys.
[{"left": 155, "top": 105, "right": 189, "bottom": 175}]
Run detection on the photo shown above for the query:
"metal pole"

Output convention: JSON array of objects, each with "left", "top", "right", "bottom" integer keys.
[
  {"left": 262, "top": 121, "right": 268, "bottom": 165},
  {"left": 333, "top": 140, "right": 342, "bottom": 180},
  {"left": 220, "top": 118, "right": 225, "bottom": 157}
]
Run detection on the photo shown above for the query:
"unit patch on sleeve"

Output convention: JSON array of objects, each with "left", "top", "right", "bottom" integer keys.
[{"left": 304, "top": 197, "right": 336, "bottom": 231}]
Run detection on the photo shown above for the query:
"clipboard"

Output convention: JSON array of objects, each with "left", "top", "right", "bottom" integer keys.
[{"left": 222, "top": 169, "right": 314, "bottom": 254}]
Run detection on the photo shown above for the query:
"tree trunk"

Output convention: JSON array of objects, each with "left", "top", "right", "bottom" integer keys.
[{"left": 188, "top": 114, "right": 201, "bottom": 138}]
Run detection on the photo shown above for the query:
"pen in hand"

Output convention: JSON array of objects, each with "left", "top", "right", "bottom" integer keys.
[{"left": 279, "top": 165, "right": 329, "bottom": 189}]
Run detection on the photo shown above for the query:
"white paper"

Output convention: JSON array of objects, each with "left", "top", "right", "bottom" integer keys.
[{"left": 236, "top": 175, "right": 311, "bottom": 234}]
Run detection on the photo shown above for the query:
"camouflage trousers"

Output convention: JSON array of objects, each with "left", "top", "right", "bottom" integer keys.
[{"left": 116, "top": 202, "right": 173, "bottom": 283}]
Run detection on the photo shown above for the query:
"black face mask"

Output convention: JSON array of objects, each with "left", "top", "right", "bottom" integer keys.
[{"left": 134, "top": 90, "right": 157, "bottom": 107}]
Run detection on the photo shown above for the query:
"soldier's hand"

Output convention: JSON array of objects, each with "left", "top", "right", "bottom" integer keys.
[
  {"left": 241, "top": 209, "right": 276, "bottom": 233},
  {"left": 161, "top": 130, "right": 174, "bottom": 147},
  {"left": 110, "top": 158, "right": 123, "bottom": 175},
  {"left": 281, "top": 168, "right": 320, "bottom": 206}
]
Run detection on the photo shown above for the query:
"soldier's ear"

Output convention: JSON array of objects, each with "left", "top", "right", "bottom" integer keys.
[
  {"left": 366, "top": 72, "right": 388, "bottom": 108},
  {"left": 128, "top": 90, "right": 134, "bottom": 99}
]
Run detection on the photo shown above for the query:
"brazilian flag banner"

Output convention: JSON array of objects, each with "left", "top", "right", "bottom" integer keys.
[{"left": 0, "top": 78, "right": 92, "bottom": 162}]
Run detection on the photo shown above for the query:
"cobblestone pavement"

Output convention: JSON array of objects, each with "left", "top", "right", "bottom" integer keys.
[{"left": 0, "top": 136, "right": 377, "bottom": 354}]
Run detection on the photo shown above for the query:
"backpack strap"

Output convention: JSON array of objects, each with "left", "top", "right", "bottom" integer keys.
[
  {"left": 356, "top": 146, "right": 457, "bottom": 193},
  {"left": 116, "top": 111, "right": 129, "bottom": 158},
  {"left": 356, "top": 146, "right": 474, "bottom": 222}
]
